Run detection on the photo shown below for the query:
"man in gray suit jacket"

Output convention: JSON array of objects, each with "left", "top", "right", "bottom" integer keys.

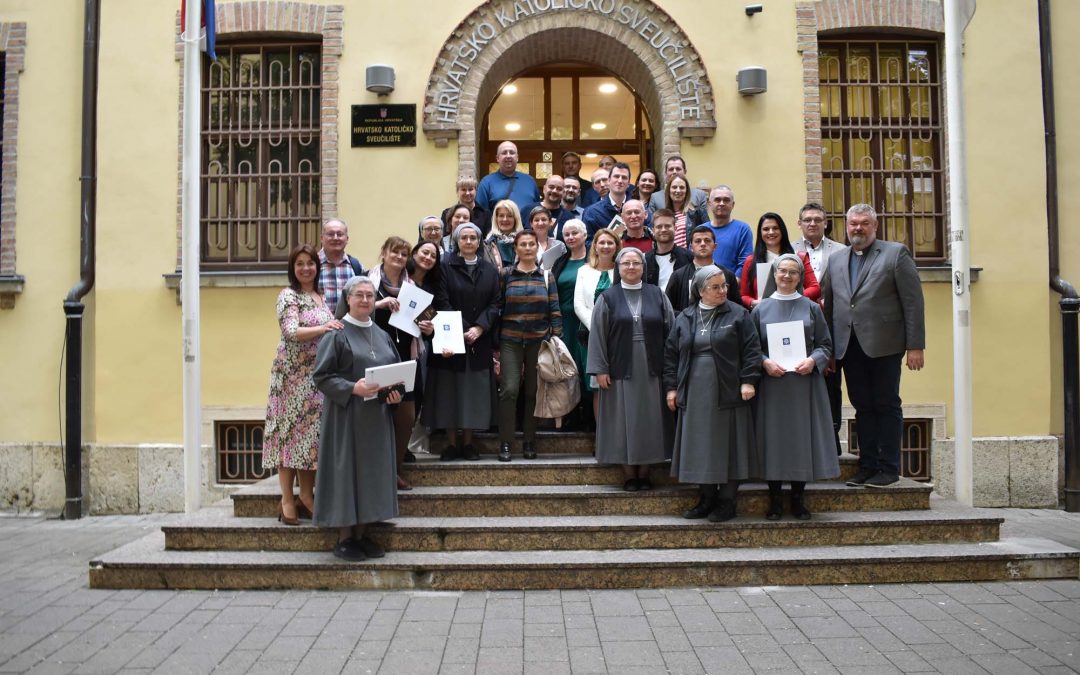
[
  {"left": 823, "top": 204, "right": 925, "bottom": 488},
  {"left": 793, "top": 202, "right": 848, "bottom": 455}
]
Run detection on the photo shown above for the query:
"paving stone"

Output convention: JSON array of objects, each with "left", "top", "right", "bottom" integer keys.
[
  {"left": 388, "top": 633, "right": 447, "bottom": 652},
  {"left": 403, "top": 597, "right": 458, "bottom": 622},
  {"left": 524, "top": 622, "right": 565, "bottom": 638},
  {"left": 594, "top": 615, "right": 653, "bottom": 642},
  {"left": 480, "top": 619, "right": 523, "bottom": 648},
  {"left": 661, "top": 650, "right": 705, "bottom": 674},
  {"left": 524, "top": 661, "right": 570, "bottom": 675},
  {"left": 525, "top": 604, "right": 563, "bottom": 624},
  {"left": 969, "top": 652, "right": 1041, "bottom": 675},
  {"left": 350, "top": 639, "right": 390, "bottom": 661},
  {"left": 811, "top": 637, "right": 892, "bottom": 667},
  {"left": 649, "top": 626, "right": 692, "bottom": 652},
  {"left": 524, "top": 635, "right": 568, "bottom": 662},
  {"left": 567, "top": 646, "right": 606, "bottom": 673},
  {"left": 793, "top": 616, "right": 860, "bottom": 639},
  {"left": 525, "top": 590, "right": 562, "bottom": 606},
  {"left": 881, "top": 649, "right": 936, "bottom": 673},
  {"left": 590, "top": 590, "right": 644, "bottom": 617},
  {"left": 442, "top": 637, "right": 479, "bottom": 664},
  {"left": 564, "top": 628, "right": 600, "bottom": 648},
  {"left": 673, "top": 605, "right": 724, "bottom": 632},
  {"left": 693, "top": 646, "right": 753, "bottom": 673},
  {"left": 378, "top": 649, "right": 442, "bottom": 675},
  {"left": 450, "top": 623, "right": 482, "bottom": 639},
  {"left": 600, "top": 640, "right": 663, "bottom": 667}
]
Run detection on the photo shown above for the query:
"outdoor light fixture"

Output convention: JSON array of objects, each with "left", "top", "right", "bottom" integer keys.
[
  {"left": 745, "top": 4, "right": 763, "bottom": 16},
  {"left": 598, "top": 83, "right": 618, "bottom": 94},
  {"left": 590, "top": 122, "right": 607, "bottom": 130},
  {"left": 505, "top": 122, "right": 522, "bottom": 132},
  {"left": 365, "top": 64, "right": 395, "bottom": 95},
  {"left": 737, "top": 66, "right": 767, "bottom": 95},
  {"left": 503, "top": 83, "right": 518, "bottom": 95}
]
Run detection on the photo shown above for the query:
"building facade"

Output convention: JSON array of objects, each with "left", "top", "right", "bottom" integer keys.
[{"left": 0, "top": 0, "right": 1077, "bottom": 512}]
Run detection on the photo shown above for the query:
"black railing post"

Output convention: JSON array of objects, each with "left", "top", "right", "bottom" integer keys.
[{"left": 63, "top": 300, "right": 84, "bottom": 519}]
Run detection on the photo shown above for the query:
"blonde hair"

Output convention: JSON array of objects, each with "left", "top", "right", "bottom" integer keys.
[
  {"left": 491, "top": 199, "right": 523, "bottom": 235},
  {"left": 588, "top": 229, "right": 623, "bottom": 268}
]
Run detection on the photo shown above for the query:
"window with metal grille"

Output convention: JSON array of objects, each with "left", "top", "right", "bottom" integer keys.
[
  {"left": 216, "top": 420, "right": 273, "bottom": 484},
  {"left": 819, "top": 40, "right": 944, "bottom": 263},
  {"left": 848, "top": 418, "right": 932, "bottom": 481},
  {"left": 202, "top": 42, "right": 322, "bottom": 269}
]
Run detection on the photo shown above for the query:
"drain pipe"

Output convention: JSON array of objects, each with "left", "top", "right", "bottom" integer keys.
[
  {"left": 62, "top": 0, "right": 100, "bottom": 520},
  {"left": 1039, "top": 0, "right": 1080, "bottom": 511}
]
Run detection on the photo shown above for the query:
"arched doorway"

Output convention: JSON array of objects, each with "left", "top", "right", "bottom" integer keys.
[
  {"left": 423, "top": 0, "right": 717, "bottom": 180},
  {"left": 482, "top": 63, "right": 652, "bottom": 186}
]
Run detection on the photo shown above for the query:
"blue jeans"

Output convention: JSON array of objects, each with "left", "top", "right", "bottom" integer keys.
[{"left": 841, "top": 334, "right": 903, "bottom": 476}]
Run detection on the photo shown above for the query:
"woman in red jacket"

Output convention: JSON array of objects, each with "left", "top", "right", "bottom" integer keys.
[{"left": 740, "top": 212, "right": 819, "bottom": 308}]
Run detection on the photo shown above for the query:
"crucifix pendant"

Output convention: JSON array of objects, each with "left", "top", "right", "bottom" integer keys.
[
  {"left": 699, "top": 326, "right": 709, "bottom": 335},
  {"left": 633, "top": 314, "right": 640, "bottom": 323}
]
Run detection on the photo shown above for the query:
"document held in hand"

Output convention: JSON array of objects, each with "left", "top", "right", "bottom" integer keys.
[
  {"left": 765, "top": 320, "right": 807, "bottom": 372},
  {"left": 388, "top": 284, "right": 434, "bottom": 337},
  {"left": 363, "top": 360, "right": 417, "bottom": 400},
  {"left": 432, "top": 311, "right": 467, "bottom": 355}
]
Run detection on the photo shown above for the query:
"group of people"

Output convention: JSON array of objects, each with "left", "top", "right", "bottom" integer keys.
[{"left": 261, "top": 143, "right": 926, "bottom": 561}]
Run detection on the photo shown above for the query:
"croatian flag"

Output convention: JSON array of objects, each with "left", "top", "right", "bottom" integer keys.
[{"left": 180, "top": 0, "right": 217, "bottom": 61}]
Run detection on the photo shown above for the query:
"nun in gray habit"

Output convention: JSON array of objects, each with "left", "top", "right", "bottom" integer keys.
[
  {"left": 587, "top": 247, "right": 675, "bottom": 491},
  {"left": 663, "top": 265, "right": 762, "bottom": 522},
  {"left": 750, "top": 253, "right": 839, "bottom": 520},
  {"left": 312, "top": 276, "right": 403, "bottom": 562}
]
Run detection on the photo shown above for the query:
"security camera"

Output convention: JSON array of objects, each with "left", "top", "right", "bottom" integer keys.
[{"left": 745, "top": 4, "right": 764, "bottom": 16}]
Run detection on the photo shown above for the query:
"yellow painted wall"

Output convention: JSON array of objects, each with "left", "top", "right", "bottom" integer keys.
[
  {"left": 0, "top": 0, "right": 1073, "bottom": 447},
  {"left": 0, "top": 2, "right": 87, "bottom": 442}
]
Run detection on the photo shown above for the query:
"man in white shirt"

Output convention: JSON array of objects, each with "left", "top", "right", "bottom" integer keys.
[{"left": 792, "top": 202, "right": 846, "bottom": 285}]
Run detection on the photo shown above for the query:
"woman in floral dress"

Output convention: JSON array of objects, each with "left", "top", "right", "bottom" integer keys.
[{"left": 262, "top": 244, "right": 343, "bottom": 525}]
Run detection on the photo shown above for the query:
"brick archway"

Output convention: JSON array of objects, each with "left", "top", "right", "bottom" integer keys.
[{"left": 424, "top": 0, "right": 717, "bottom": 178}]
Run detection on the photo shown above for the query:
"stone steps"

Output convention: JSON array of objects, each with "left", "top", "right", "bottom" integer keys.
[
  {"left": 88, "top": 446, "right": 1080, "bottom": 591},
  {"left": 231, "top": 477, "right": 931, "bottom": 518},
  {"left": 89, "top": 530, "right": 1080, "bottom": 591},
  {"left": 164, "top": 505, "right": 1002, "bottom": 552},
  {"left": 402, "top": 453, "right": 858, "bottom": 486}
]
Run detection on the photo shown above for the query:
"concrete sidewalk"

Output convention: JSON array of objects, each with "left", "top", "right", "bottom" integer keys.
[{"left": 1, "top": 507, "right": 1079, "bottom": 674}]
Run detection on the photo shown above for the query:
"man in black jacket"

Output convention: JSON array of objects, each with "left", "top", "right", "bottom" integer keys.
[
  {"left": 645, "top": 209, "right": 692, "bottom": 292},
  {"left": 665, "top": 224, "right": 742, "bottom": 313}
]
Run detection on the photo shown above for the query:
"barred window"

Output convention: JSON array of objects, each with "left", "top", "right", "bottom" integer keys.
[
  {"left": 819, "top": 40, "right": 944, "bottom": 263},
  {"left": 202, "top": 42, "right": 322, "bottom": 269}
]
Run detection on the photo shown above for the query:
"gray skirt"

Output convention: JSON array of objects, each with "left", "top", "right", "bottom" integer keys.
[
  {"left": 594, "top": 339, "right": 671, "bottom": 465},
  {"left": 670, "top": 352, "right": 757, "bottom": 484},
  {"left": 755, "top": 371, "right": 840, "bottom": 482},
  {"left": 422, "top": 359, "right": 496, "bottom": 431}
]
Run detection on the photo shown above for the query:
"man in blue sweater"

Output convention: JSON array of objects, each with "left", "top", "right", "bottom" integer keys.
[
  {"left": 476, "top": 141, "right": 540, "bottom": 214},
  {"left": 705, "top": 185, "right": 753, "bottom": 275}
]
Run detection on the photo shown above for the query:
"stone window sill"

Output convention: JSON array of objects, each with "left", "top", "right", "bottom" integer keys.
[
  {"left": 163, "top": 271, "right": 287, "bottom": 303},
  {"left": 0, "top": 274, "right": 26, "bottom": 309}
]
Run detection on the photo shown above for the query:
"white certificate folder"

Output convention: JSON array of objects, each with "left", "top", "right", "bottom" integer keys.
[
  {"left": 432, "top": 311, "right": 467, "bottom": 354},
  {"left": 363, "top": 360, "right": 417, "bottom": 400},
  {"left": 765, "top": 320, "right": 807, "bottom": 372}
]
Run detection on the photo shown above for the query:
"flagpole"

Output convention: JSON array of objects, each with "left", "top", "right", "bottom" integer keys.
[{"left": 181, "top": 0, "right": 203, "bottom": 513}]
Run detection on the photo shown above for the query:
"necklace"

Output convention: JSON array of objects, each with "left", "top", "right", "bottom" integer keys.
[
  {"left": 360, "top": 326, "right": 376, "bottom": 358},
  {"left": 627, "top": 293, "right": 642, "bottom": 323},
  {"left": 697, "top": 306, "right": 715, "bottom": 335}
]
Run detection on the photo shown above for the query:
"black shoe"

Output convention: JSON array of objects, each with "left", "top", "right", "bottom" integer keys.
[
  {"left": 766, "top": 495, "right": 783, "bottom": 521},
  {"left": 522, "top": 442, "right": 537, "bottom": 460},
  {"left": 357, "top": 536, "right": 385, "bottom": 558},
  {"left": 404, "top": 450, "right": 417, "bottom": 463},
  {"left": 460, "top": 444, "right": 479, "bottom": 461},
  {"left": 637, "top": 477, "right": 653, "bottom": 491},
  {"left": 439, "top": 444, "right": 461, "bottom": 461},
  {"left": 864, "top": 472, "right": 899, "bottom": 488},
  {"left": 708, "top": 499, "right": 736, "bottom": 523},
  {"left": 623, "top": 478, "right": 640, "bottom": 492},
  {"left": 791, "top": 494, "right": 811, "bottom": 520},
  {"left": 845, "top": 468, "right": 878, "bottom": 486},
  {"left": 333, "top": 538, "right": 366, "bottom": 562},
  {"left": 498, "top": 443, "right": 512, "bottom": 462},
  {"left": 683, "top": 495, "right": 715, "bottom": 519}
]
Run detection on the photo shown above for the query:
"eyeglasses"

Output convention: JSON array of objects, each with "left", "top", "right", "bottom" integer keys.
[
  {"left": 618, "top": 261, "right": 643, "bottom": 268},
  {"left": 324, "top": 232, "right": 348, "bottom": 239},
  {"left": 800, "top": 217, "right": 826, "bottom": 224},
  {"left": 703, "top": 284, "right": 728, "bottom": 292},
  {"left": 775, "top": 269, "right": 801, "bottom": 277},
  {"left": 422, "top": 226, "right": 443, "bottom": 233}
]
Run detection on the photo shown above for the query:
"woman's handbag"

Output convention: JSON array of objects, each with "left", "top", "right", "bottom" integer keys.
[{"left": 534, "top": 336, "right": 581, "bottom": 418}]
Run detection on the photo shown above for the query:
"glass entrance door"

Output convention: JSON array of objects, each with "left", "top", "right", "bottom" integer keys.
[{"left": 482, "top": 63, "right": 652, "bottom": 189}]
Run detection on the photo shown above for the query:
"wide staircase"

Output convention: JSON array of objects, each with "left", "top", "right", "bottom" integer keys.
[{"left": 89, "top": 433, "right": 1080, "bottom": 590}]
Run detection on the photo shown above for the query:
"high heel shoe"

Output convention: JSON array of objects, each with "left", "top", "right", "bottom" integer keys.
[
  {"left": 295, "top": 498, "right": 314, "bottom": 520},
  {"left": 277, "top": 500, "right": 299, "bottom": 526}
]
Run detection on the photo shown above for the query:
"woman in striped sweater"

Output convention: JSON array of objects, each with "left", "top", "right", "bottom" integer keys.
[{"left": 496, "top": 230, "right": 563, "bottom": 462}]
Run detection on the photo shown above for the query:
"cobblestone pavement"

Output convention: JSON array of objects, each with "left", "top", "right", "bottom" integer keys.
[{"left": 1, "top": 509, "right": 1080, "bottom": 674}]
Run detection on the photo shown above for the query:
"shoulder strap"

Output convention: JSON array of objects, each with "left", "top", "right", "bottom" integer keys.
[
  {"left": 348, "top": 255, "right": 364, "bottom": 276},
  {"left": 502, "top": 175, "right": 518, "bottom": 202}
]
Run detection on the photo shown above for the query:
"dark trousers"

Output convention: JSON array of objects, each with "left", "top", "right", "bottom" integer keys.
[
  {"left": 498, "top": 341, "right": 541, "bottom": 444},
  {"left": 840, "top": 334, "right": 904, "bottom": 476},
  {"left": 825, "top": 366, "right": 843, "bottom": 455}
]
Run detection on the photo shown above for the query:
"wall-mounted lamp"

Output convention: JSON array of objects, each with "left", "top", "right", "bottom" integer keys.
[
  {"left": 737, "top": 67, "right": 767, "bottom": 95},
  {"left": 366, "top": 64, "right": 395, "bottom": 96},
  {"left": 745, "top": 4, "right": 763, "bottom": 16}
]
